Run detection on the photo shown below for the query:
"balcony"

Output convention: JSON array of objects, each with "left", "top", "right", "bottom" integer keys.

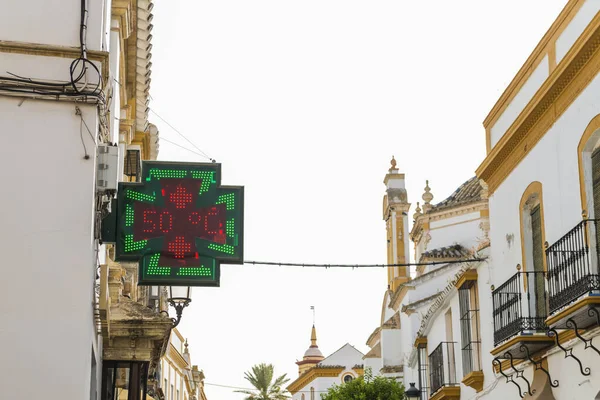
[
  {"left": 546, "top": 219, "right": 600, "bottom": 328},
  {"left": 428, "top": 342, "right": 460, "bottom": 400},
  {"left": 491, "top": 271, "right": 553, "bottom": 357}
]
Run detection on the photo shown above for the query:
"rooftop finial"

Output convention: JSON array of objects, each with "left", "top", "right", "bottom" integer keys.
[
  {"left": 184, "top": 338, "right": 189, "bottom": 354},
  {"left": 389, "top": 156, "right": 398, "bottom": 172},
  {"left": 413, "top": 202, "right": 422, "bottom": 221},
  {"left": 422, "top": 180, "right": 434, "bottom": 212}
]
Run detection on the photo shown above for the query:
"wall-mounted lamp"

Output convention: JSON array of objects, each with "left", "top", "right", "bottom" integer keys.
[{"left": 167, "top": 286, "right": 192, "bottom": 327}]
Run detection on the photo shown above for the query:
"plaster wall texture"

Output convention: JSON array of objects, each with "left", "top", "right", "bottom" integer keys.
[
  {"left": 426, "top": 218, "right": 482, "bottom": 256},
  {"left": 0, "top": 0, "right": 108, "bottom": 51},
  {"left": 381, "top": 329, "right": 403, "bottom": 366},
  {"left": 556, "top": 0, "right": 600, "bottom": 63},
  {"left": 320, "top": 344, "right": 364, "bottom": 367},
  {"left": 490, "top": 56, "right": 549, "bottom": 148},
  {"left": 489, "top": 70, "right": 600, "bottom": 288},
  {"left": 0, "top": 97, "right": 98, "bottom": 399}
]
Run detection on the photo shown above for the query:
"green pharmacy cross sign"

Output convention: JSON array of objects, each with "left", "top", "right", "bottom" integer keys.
[{"left": 114, "top": 161, "right": 244, "bottom": 286}]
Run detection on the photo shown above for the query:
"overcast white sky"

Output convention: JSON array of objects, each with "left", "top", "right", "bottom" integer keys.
[{"left": 149, "top": 1, "right": 568, "bottom": 398}]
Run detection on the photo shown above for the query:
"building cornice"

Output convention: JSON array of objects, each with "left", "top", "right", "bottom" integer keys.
[
  {"left": 477, "top": 10, "right": 600, "bottom": 194},
  {"left": 287, "top": 367, "right": 344, "bottom": 395}
]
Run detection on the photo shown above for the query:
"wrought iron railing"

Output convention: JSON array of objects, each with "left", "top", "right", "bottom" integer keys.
[
  {"left": 546, "top": 219, "right": 600, "bottom": 314},
  {"left": 492, "top": 271, "right": 547, "bottom": 346},
  {"left": 429, "top": 342, "right": 458, "bottom": 395}
]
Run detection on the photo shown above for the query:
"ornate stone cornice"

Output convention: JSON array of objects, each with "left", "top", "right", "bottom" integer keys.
[
  {"left": 477, "top": 11, "right": 600, "bottom": 194},
  {"left": 287, "top": 367, "right": 344, "bottom": 395}
]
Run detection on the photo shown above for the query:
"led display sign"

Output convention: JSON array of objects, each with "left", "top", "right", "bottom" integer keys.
[{"left": 115, "top": 161, "right": 244, "bottom": 286}]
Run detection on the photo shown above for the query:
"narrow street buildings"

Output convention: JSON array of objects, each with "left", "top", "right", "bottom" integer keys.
[
  {"left": 370, "top": 1, "right": 600, "bottom": 399},
  {"left": 0, "top": 1, "right": 208, "bottom": 399}
]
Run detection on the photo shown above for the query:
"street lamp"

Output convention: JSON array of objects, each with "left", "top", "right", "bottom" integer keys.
[
  {"left": 167, "top": 286, "right": 192, "bottom": 327},
  {"left": 405, "top": 382, "right": 420, "bottom": 400}
]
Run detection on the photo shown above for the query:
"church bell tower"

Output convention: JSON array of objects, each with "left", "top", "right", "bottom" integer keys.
[{"left": 383, "top": 156, "right": 411, "bottom": 291}]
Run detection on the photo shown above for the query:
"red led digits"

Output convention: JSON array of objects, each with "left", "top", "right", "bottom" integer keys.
[
  {"left": 143, "top": 210, "right": 156, "bottom": 233},
  {"left": 189, "top": 212, "right": 201, "bottom": 225},
  {"left": 131, "top": 177, "right": 230, "bottom": 268},
  {"left": 205, "top": 207, "right": 219, "bottom": 235},
  {"left": 159, "top": 211, "right": 173, "bottom": 233}
]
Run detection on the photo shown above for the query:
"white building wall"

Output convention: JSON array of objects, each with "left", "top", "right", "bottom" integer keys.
[
  {"left": 490, "top": 56, "right": 549, "bottom": 148},
  {"left": 556, "top": 0, "right": 600, "bottom": 63},
  {"left": 381, "top": 329, "right": 402, "bottom": 367},
  {"left": 427, "top": 214, "right": 482, "bottom": 253},
  {"left": 0, "top": 97, "right": 98, "bottom": 399},
  {"left": 489, "top": 70, "right": 600, "bottom": 288},
  {"left": 0, "top": 0, "right": 107, "bottom": 51}
]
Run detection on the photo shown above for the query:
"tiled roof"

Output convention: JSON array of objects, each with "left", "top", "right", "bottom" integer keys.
[
  {"left": 422, "top": 244, "right": 470, "bottom": 259},
  {"left": 432, "top": 176, "right": 482, "bottom": 211},
  {"left": 401, "top": 293, "right": 442, "bottom": 313}
]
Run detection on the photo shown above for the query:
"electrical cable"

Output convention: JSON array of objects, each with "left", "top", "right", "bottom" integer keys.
[
  {"left": 148, "top": 107, "right": 215, "bottom": 162},
  {"left": 243, "top": 258, "right": 485, "bottom": 269},
  {"left": 160, "top": 137, "right": 212, "bottom": 159},
  {"left": 204, "top": 382, "right": 330, "bottom": 393}
]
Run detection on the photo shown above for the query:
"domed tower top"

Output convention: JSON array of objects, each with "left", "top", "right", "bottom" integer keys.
[{"left": 296, "top": 325, "right": 324, "bottom": 375}]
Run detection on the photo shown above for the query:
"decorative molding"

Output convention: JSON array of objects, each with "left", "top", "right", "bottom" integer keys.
[
  {"left": 112, "top": 0, "right": 134, "bottom": 39},
  {"left": 287, "top": 367, "right": 345, "bottom": 394},
  {"left": 461, "top": 370, "right": 484, "bottom": 393},
  {"left": 477, "top": 11, "right": 600, "bottom": 194},
  {"left": 414, "top": 336, "right": 428, "bottom": 349},
  {"left": 454, "top": 269, "right": 478, "bottom": 289},
  {"left": 430, "top": 386, "right": 460, "bottom": 400},
  {"left": 0, "top": 40, "right": 109, "bottom": 83}
]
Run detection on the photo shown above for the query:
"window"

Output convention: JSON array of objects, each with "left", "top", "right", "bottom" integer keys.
[
  {"left": 101, "top": 361, "right": 149, "bottom": 400},
  {"left": 176, "top": 389, "right": 180, "bottom": 400},
  {"left": 301, "top": 394, "right": 305, "bottom": 400},
  {"left": 164, "top": 379, "right": 168, "bottom": 400},
  {"left": 343, "top": 374, "right": 354, "bottom": 383},
  {"left": 459, "top": 282, "right": 481, "bottom": 376},
  {"left": 417, "top": 343, "right": 429, "bottom": 400},
  {"left": 519, "top": 182, "right": 548, "bottom": 321},
  {"left": 311, "top": 387, "right": 315, "bottom": 400},
  {"left": 171, "top": 384, "right": 174, "bottom": 400}
]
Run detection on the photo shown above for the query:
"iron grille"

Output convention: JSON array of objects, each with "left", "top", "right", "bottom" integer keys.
[
  {"left": 428, "top": 342, "right": 458, "bottom": 395},
  {"left": 492, "top": 271, "right": 547, "bottom": 346},
  {"left": 459, "top": 285, "right": 481, "bottom": 376},
  {"left": 546, "top": 219, "right": 600, "bottom": 314}
]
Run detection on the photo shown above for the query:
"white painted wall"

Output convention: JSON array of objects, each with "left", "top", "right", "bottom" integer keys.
[
  {"left": 381, "top": 329, "right": 402, "bottom": 367},
  {"left": 320, "top": 343, "right": 364, "bottom": 366},
  {"left": 489, "top": 70, "right": 600, "bottom": 288},
  {"left": 490, "top": 56, "right": 549, "bottom": 148},
  {"left": 0, "top": 97, "right": 98, "bottom": 399},
  {"left": 556, "top": 0, "right": 600, "bottom": 64},
  {"left": 0, "top": 0, "right": 107, "bottom": 51}
]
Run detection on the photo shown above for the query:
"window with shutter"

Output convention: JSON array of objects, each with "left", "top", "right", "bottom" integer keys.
[{"left": 531, "top": 206, "right": 546, "bottom": 317}]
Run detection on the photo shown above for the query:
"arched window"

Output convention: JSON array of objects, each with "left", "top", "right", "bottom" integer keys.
[
  {"left": 301, "top": 394, "right": 305, "bottom": 400},
  {"left": 343, "top": 374, "right": 354, "bottom": 383},
  {"left": 519, "top": 182, "right": 547, "bottom": 318},
  {"left": 310, "top": 387, "right": 315, "bottom": 400}
]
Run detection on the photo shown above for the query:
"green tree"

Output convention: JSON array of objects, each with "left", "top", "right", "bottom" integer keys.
[
  {"left": 320, "top": 368, "right": 405, "bottom": 400},
  {"left": 236, "top": 363, "right": 291, "bottom": 400}
]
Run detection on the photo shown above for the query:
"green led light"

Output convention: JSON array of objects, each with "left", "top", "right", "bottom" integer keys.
[
  {"left": 125, "top": 205, "right": 134, "bottom": 227},
  {"left": 217, "top": 192, "right": 235, "bottom": 210},
  {"left": 191, "top": 171, "right": 216, "bottom": 194},
  {"left": 177, "top": 267, "right": 212, "bottom": 277},
  {"left": 149, "top": 169, "right": 188, "bottom": 180},
  {"left": 208, "top": 242, "right": 235, "bottom": 255},
  {"left": 124, "top": 234, "right": 147, "bottom": 252},
  {"left": 126, "top": 189, "right": 156, "bottom": 203},
  {"left": 147, "top": 254, "right": 170, "bottom": 275},
  {"left": 226, "top": 218, "right": 235, "bottom": 237}
]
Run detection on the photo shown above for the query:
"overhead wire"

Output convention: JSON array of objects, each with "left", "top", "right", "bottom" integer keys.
[
  {"left": 243, "top": 258, "right": 486, "bottom": 269},
  {"left": 160, "top": 137, "right": 211, "bottom": 159},
  {"left": 148, "top": 107, "right": 215, "bottom": 162}
]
